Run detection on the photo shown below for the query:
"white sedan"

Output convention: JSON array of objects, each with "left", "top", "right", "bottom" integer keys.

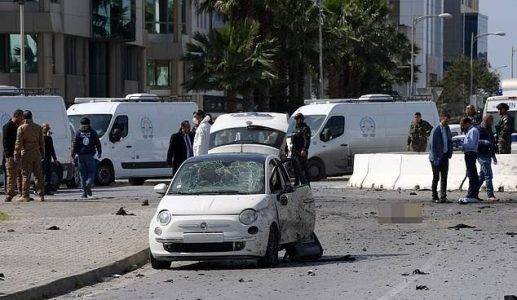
[{"left": 148, "top": 153, "right": 322, "bottom": 269}]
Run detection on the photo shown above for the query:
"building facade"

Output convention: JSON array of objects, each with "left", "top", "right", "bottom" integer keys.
[{"left": 0, "top": 0, "right": 219, "bottom": 106}]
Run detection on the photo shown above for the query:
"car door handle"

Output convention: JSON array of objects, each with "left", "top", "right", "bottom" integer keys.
[
  {"left": 126, "top": 145, "right": 132, "bottom": 148},
  {"left": 278, "top": 194, "right": 288, "bottom": 206}
]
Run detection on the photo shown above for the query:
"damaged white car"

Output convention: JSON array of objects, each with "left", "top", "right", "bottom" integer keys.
[{"left": 148, "top": 154, "right": 322, "bottom": 269}]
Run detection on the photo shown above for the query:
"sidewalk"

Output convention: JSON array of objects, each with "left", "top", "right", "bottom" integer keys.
[{"left": 0, "top": 186, "right": 157, "bottom": 299}]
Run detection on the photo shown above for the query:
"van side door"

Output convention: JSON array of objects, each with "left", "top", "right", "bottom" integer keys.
[
  {"left": 269, "top": 160, "right": 298, "bottom": 244},
  {"left": 108, "top": 115, "right": 132, "bottom": 177},
  {"left": 319, "top": 115, "right": 351, "bottom": 173}
]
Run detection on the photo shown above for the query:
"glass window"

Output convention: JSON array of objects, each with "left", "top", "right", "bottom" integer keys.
[
  {"left": 168, "top": 159, "right": 265, "bottom": 195},
  {"left": 4, "top": 34, "right": 38, "bottom": 73},
  {"left": 68, "top": 114, "right": 113, "bottom": 138},
  {"left": 147, "top": 60, "right": 170, "bottom": 86},
  {"left": 210, "top": 126, "right": 286, "bottom": 150},
  {"left": 145, "top": 0, "right": 174, "bottom": 34},
  {"left": 92, "top": 0, "right": 136, "bottom": 41},
  {"left": 287, "top": 114, "right": 325, "bottom": 137},
  {"left": 110, "top": 115, "right": 128, "bottom": 142},
  {"left": 320, "top": 116, "right": 345, "bottom": 142}
]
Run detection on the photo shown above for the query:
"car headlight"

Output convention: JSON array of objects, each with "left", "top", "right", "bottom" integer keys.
[
  {"left": 157, "top": 210, "right": 171, "bottom": 226},
  {"left": 239, "top": 209, "right": 258, "bottom": 225}
]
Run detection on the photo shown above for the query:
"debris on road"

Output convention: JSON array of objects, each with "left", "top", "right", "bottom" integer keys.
[
  {"left": 401, "top": 273, "right": 410, "bottom": 276},
  {"left": 238, "top": 278, "right": 253, "bottom": 282},
  {"left": 504, "top": 295, "right": 517, "bottom": 300},
  {"left": 307, "top": 270, "right": 316, "bottom": 276},
  {"left": 0, "top": 273, "right": 4, "bottom": 281},
  {"left": 46, "top": 226, "right": 60, "bottom": 230},
  {"left": 478, "top": 206, "right": 492, "bottom": 209},
  {"left": 412, "top": 269, "right": 429, "bottom": 275},
  {"left": 141, "top": 200, "right": 149, "bottom": 206},
  {"left": 7, "top": 229, "right": 14, "bottom": 232},
  {"left": 416, "top": 285, "right": 429, "bottom": 290},
  {"left": 135, "top": 274, "right": 145, "bottom": 278},
  {"left": 506, "top": 232, "right": 517, "bottom": 237},
  {"left": 115, "top": 207, "right": 135, "bottom": 216},
  {"left": 447, "top": 224, "right": 476, "bottom": 230},
  {"left": 113, "top": 274, "right": 121, "bottom": 278},
  {"left": 164, "top": 279, "right": 174, "bottom": 283}
]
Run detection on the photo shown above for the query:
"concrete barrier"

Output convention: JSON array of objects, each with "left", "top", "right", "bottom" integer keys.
[
  {"left": 349, "top": 153, "right": 517, "bottom": 191},
  {"left": 361, "top": 154, "right": 402, "bottom": 189}
]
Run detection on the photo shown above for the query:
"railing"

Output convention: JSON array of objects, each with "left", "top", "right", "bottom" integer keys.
[{"left": 0, "top": 87, "right": 59, "bottom": 96}]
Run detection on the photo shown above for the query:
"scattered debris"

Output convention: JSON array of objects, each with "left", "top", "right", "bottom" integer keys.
[
  {"left": 362, "top": 248, "right": 367, "bottom": 252},
  {"left": 416, "top": 285, "right": 429, "bottom": 290},
  {"left": 0, "top": 273, "right": 4, "bottom": 281},
  {"left": 7, "top": 229, "right": 14, "bottom": 232},
  {"left": 409, "top": 192, "right": 417, "bottom": 196},
  {"left": 135, "top": 274, "right": 145, "bottom": 278},
  {"left": 238, "top": 278, "right": 253, "bottom": 282},
  {"left": 113, "top": 274, "right": 121, "bottom": 278},
  {"left": 46, "top": 226, "right": 60, "bottom": 230},
  {"left": 504, "top": 296, "right": 517, "bottom": 300},
  {"left": 401, "top": 273, "right": 410, "bottom": 276},
  {"left": 478, "top": 206, "right": 491, "bottom": 209},
  {"left": 506, "top": 232, "right": 517, "bottom": 237},
  {"left": 317, "top": 255, "right": 356, "bottom": 263},
  {"left": 141, "top": 200, "right": 149, "bottom": 206},
  {"left": 307, "top": 270, "right": 316, "bottom": 276},
  {"left": 115, "top": 207, "right": 135, "bottom": 216},
  {"left": 413, "top": 269, "right": 429, "bottom": 275},
  {"left": 455, "top": 212, "right": 462, "bottom": 215},
  {"left": 473, "top": 229, "right": 483, "bottom": 232},
  {"left": 448, "top": 224, "right": 476, "bottom": 230},
  {"left": 164, "top": 279, "right": 174, "bottom": 283}
]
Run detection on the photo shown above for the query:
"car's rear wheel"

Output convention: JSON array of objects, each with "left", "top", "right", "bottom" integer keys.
[
  {"left": 95, "top": 162, "right": 113, "bottom": 186},
  {"left": 150, "top": 250, "right": 170, "bottom": 270},
  {"left": 308, "top": 158, "right": 325, "bottom": 181},
  {"left": 257, "top": 225, "right": 279, "bottom": 268}
]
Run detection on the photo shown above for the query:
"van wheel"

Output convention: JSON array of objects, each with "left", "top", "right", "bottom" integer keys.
[
  {"left": 128, "top": 178, "right": 146, "bottom": 186},
  {"left": 308, "top": 159, "right": 325, "bottom": 181},
  {"left": 95, "top": 163, "right": 113, "bottom": 186},
  {"left": 257, "top": 226, "right": 279, "bottom": 268},
  {"left": 150, "top": 250, "right": 170, "bottom": 270}
]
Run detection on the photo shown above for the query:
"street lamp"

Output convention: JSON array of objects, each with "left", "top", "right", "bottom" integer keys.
[
  {"left": 317, "top": 0, "right": 323, "bottom": 99},
  {"left": 410, "top": 13, "right": 452, "bottom": 97},
  {"left": 512, "top": 46, "right": 517, "bottom": 78},
  {"left": 19, "top": 0, "right": 25, "bottom": 89},
  {"left": 493, "top": 65, "right": 508, "bottom": 72},
  {"left": 469, "top": 31, "right": 505, "bottom": 97}
]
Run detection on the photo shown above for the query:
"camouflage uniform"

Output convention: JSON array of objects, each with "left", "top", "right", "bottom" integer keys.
[
  {"left": 495, "top": 114, "right": 514, "bottom": 154},
  {"left": 15, "top": 119, "right": 45, "bottom": 201},
  {"left": 291, "top": 122, "right": 311, "bottom": 183},
  {"left": 407, "top": 120, "right": 433, "bottom": 152}
]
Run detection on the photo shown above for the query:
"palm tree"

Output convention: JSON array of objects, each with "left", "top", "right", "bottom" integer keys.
[{"left": 183, "top": 18, "right": 277, "bottom": 112}]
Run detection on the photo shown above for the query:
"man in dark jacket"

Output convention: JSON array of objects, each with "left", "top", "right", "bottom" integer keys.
[
  {"left": 166, "top": 120, "right": 194, "bottom": 176},
  {"left": 42, "top": 123, "right": 57, "bottom": 195},
  {"left": 2, "top": 109, "right": 23, "bottom": 201},
  {"left": 495, "top": 102, "right": 515, "bottom": 154},
  {"left": 291, "top": 113, "right": 311, "bottom": 184},
  {"left": 477, "top": 114, "right": 498, "bottom": 201},
  {"left": 428, "top": 113, "right": 453, "bottom": 203},
  {"left": 71, "top": 117, "right": 102, "bottom": 198}
]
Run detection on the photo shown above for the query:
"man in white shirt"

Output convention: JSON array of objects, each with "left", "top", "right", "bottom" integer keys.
[{"left": 192, "top": 110, "right": 211, "bottom": 156}]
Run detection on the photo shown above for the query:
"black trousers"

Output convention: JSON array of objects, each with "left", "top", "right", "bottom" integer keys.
[
  {"left": 431, "top": 158, "right": 448, "bottom": 199},
  {"left": 293, "top": 154, "right": 309, "bottom": 185},
  {"left": 464, "top": 151, "right": 479, "bottom": 199}
]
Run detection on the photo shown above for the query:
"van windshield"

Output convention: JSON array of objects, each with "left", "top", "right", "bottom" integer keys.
[
  {"left": 68, "top": 114, "right": 113, "bottom": 138},
  {"left": 209, "top": 126, "right": 285, "bottom": 149},
  {"left": 287, "top": 115, "right": 326, "bottom": 137}
]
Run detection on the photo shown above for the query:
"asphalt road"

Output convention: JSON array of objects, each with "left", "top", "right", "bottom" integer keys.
[{"left": 54, "top": 182, "right": 517, "bottom": 300}]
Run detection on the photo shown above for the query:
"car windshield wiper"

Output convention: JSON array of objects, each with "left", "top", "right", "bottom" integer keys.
[
  {"left": 202, "top": 190, "right": 247, "bottom": 195},
  {"left": 170, "top": 191, "right": 200, "bottom": 195}
]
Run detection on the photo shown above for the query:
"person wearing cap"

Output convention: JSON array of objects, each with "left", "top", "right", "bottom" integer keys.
[
  {"left": 495, "top": 102, "right": 514, "bottom": 154},
  {"left": 291, "top": 113, "right": 311, "bottom": 184},
  {"left": 2, "top": 109, "right": 24, "bottom": 201},
  {"left": 407, "top": 112, "right": 433, "bottom": 152},
  {"left": 14, "top": 110, "right": 45, "bottom": 202},
  {"left": 42, "top": 123, "right": 57, "bottom": 195},
  {"left": 71, "top": 117, "right": 102, "bottom": 198}
]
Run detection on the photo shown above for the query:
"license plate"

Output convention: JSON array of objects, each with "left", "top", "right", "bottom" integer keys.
[{"left": 183, "top": 233, "right": 224, "bottom": 243}]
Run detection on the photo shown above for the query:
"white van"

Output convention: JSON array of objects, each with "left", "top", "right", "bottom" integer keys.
[
  {"left": 483, "top": 89, "right": 517, "bottom": 153},
  {"left": 0, "top": 89, "right": 74, "bottom": 188},
  {"left": 67, "top": 94, "right": 198, "bottom": 185},
  {"left": 287, "top": 97, "right": 439, "bottom": 180},
  {"left": 208, "top": 112, "right": 288, "bottom": 157}
]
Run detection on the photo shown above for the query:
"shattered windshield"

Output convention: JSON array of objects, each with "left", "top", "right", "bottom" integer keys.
[
  {"left": 169, "top": 159, "right": 265, "bottom": 195},
  {"left": 210, "top": 126, "right": 285, "bottom": 149}
]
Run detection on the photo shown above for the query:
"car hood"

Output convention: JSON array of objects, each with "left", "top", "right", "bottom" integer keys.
[
  {"left": 208, "top": 144, "right": 280, "bottom": 156},
  {"left": 157, "top": 194, "right": 269, "bottom": 215}
]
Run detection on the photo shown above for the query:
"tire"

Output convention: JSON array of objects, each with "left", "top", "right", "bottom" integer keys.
[
  {"left": 150, "top": 250, "right": 170, "bottom": 270},
  {"left": 128, "top": 177, "right": 146, "bottom": 186},
  {"left": 257, "top": 225, "right": 279, "bottom": 268},
  {"left": 308, "top": 158, "right": 325, "bottom": 181},
  {"left": 95, "top": 162, "right": 114, "bottom": 186}
]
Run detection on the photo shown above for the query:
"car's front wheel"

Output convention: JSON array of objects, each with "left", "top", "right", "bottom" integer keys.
[
  {"left": 150, "top": 250, "right": 170, "bottom": 270},
  {"left": 257, "top": 225, "right": 279, "bottom": 268}
]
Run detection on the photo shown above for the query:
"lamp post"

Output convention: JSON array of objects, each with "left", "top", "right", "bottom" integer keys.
[
  {"left": 512, "top": 46, "right": 517, "bottom": 78},
  {"left": 19, "top": 0, "right": 25, "bottom": 89},
  {"left": 469, "top": 31, "right": 505, "bottom": 97},
  {"left": 410, "top": 13, "right": 451, "bottom": 97},
  {"left": 317, "top": 0, "right": 323, "bottom": 99}
]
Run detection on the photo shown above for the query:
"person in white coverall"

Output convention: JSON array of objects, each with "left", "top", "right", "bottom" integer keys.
[{"left": 192, "top": 110, "right": 211, "bottom": 156}]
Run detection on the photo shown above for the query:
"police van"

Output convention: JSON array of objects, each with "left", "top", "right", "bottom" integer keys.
[
  {"left": 67, "top": 94, "right": 198, "bottom": 185},
  {"left": 0, "top": 87, "right": 74, "bottom": 189},
  {"left": 287, "top": 95, "right": 439, "bottom": 180}
]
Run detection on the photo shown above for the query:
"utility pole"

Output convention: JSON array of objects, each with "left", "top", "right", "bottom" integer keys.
[
  {"left": 318, "top": 0, "right": 323, "bottom": 99},
  {"left": 19, "top": 0, "right": 25, "bottom": 88}
]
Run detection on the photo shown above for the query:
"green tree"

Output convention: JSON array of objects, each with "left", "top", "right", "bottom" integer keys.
[
  {"left": 435, "top": 56, "right": 499, "bottom": 118},
  {"left": 183, "top": 19, "right": 277, "bottom": 112}
]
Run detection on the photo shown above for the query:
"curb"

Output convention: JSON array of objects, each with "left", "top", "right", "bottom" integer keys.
[{"left": 1, "top": 248, "right": 149, "bottom": 300}]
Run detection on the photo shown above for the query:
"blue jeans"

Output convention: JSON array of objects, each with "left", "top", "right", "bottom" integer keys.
[
  {"left": 478, "top": 154, "right": 494, "bottom": 197},
  {"left": 77, "top": 154, "right": 96, "bottom": 191}
]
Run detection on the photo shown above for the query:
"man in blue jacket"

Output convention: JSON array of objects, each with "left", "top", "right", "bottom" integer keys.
[
  {"left": 71, "top": 117, "right": 102, "bottom": 198},
  {"left": 458, "top": 117, "right": 480, "bottom": 204},
  {"left": 428, "top": 113, "right": 453, "bottom": 203}
]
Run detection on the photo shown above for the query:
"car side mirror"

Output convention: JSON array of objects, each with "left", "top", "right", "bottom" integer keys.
[{"left": 153, "top": 183, "right": 168, "bottom": 196}]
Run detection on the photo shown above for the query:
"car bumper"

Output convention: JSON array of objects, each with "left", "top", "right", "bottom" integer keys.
[{"left": 149, "top": 215, "right": 270, "bottom": 260}]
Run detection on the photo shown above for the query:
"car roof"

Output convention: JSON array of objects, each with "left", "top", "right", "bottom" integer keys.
[
  {"left": 187, "top": 153, "right": 271, "bottom": 163},
  {"left": 211, "top": 112, "right": 288, "bottom": 133}
]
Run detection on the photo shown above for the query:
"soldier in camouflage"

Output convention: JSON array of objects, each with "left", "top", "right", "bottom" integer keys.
[
  {"left": 495, "top": 103, "right": 515, "bottom": 154},
  {"left": 407, "top": 112, "right": 433, "bottom": 152},
  {"left": 291, "top": 113, "right": 311, "bottom": 184}
]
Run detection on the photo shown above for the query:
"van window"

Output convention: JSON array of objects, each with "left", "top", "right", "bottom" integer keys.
[
  {"left": 287, "top": 115, "right": 325, "bottom": 137},
  {"left": 110, "top": 115, "right": 128, "bottom": 142},
  {"left": 68, "top": 114, "right": 112, "bottom": 138},
  {"left": 320, "top": 116, "right": 344, "bottom": 142}
]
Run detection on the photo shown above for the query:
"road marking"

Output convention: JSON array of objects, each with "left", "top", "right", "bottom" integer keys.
[{"left": 377, "top": 252, "right": 440, "bottom": 300}]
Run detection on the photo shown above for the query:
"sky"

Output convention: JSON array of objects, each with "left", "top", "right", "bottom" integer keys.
[{"left": 479, "top": 0, "right": 517, "bottom": 80}]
